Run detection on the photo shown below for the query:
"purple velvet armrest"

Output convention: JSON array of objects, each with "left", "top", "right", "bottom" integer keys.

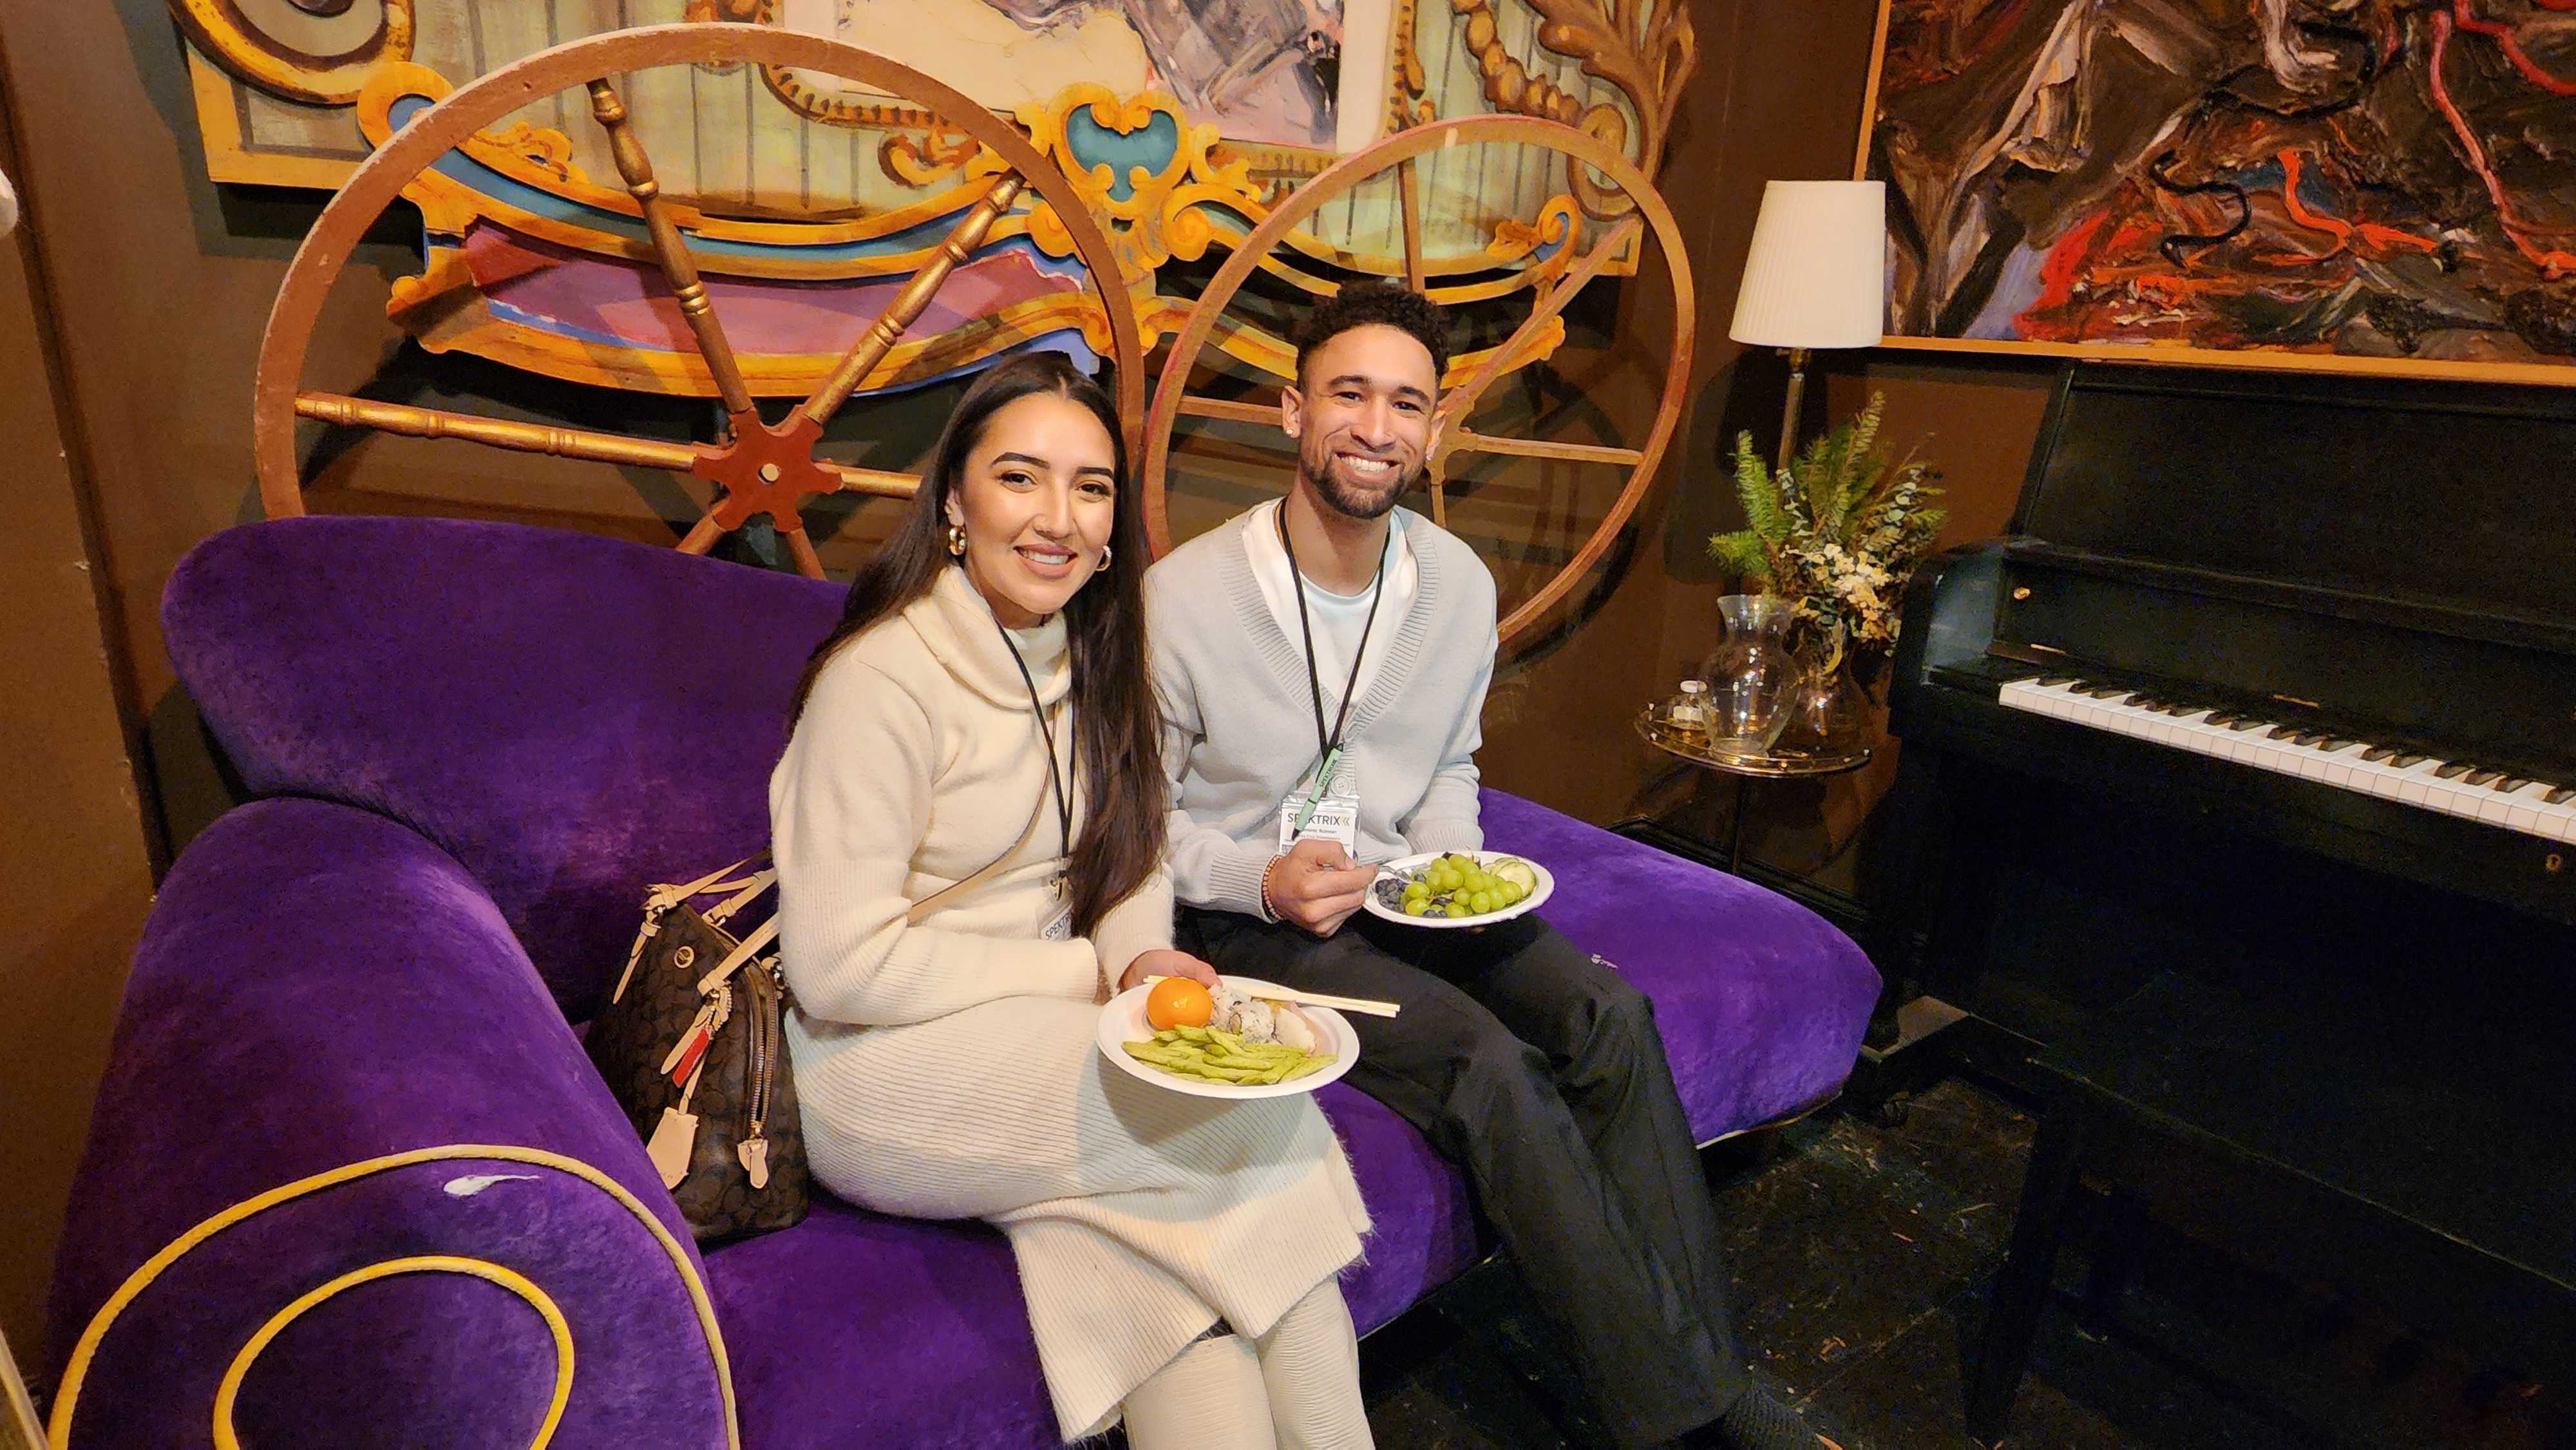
[{"left": 43, "top": 799, "right": 735, "bottom": 1449}]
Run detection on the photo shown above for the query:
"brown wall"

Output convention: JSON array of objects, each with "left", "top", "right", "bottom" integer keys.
[
  {"left": 0, "top": 0, "right": 2059, "bottom": 1372},
  {"left": 0, "top": 71, "right": 160, "bottom": 1363},
  {"left": 1479, "top": 0, "right": 2054, "bottom": 883}
]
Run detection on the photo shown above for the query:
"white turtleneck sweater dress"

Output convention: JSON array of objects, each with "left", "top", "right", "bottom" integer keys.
[{"left": 770, "top": 564, "right": 1372, "bottom": 1442}]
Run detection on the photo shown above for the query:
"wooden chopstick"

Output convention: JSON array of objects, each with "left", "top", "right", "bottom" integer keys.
[{"left": 1143, "top": 976, "right": 1403, "bottom": 1019}]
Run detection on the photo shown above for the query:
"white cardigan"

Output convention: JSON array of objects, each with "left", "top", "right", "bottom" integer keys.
[{"left": 770, "top": 565, "right": 1370, "bottom": 1440}]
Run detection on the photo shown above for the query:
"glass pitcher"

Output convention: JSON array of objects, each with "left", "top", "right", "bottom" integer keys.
[{"left": 1703, "top": 594, "right": 1798, "bottom": 759}]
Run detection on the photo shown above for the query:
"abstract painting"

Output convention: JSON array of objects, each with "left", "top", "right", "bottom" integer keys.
[
  {"left": 777, "top": 0, "right": 1390, "bottom": 153},
  {"left": 1860, "top": 0, "right": 2576, "bottom": 383}
]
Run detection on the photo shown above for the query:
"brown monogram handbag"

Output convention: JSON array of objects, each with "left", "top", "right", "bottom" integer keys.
[
  {"left": 589, "top": 790, "right": 1053, "bottom": 1243},
  {"left": 588, "top": 857, "right": 808, "bottom": 1243}
]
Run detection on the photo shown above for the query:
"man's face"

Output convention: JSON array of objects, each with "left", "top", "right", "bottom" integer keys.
[{"left": 1281, "top": 323, "right": 1443, "bottom": 521}]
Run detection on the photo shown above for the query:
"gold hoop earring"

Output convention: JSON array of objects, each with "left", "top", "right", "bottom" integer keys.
[
  {"left": 1097, "top": 543, "right": 1113, "bottom": 569},
  {"left": 946, "top": 523, "right": 967, "bottom": 558}
]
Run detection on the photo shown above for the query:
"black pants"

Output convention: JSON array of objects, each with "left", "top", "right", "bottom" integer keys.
[{"left": 1177, "top": 907, "right": 1748, "bottom": 1446}]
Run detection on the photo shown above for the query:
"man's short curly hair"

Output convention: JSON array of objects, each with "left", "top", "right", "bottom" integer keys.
[{"left": 1293, "top": 281, "right": 1450, "bottom": 386}]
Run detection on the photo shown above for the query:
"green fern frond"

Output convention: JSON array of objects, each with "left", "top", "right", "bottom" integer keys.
[
  {"left": 1730, "top": 431, "right": 1791, "bottom": 542},
  {"left": 1708, "top": 529, "right": 1773, "bottom": 581}
]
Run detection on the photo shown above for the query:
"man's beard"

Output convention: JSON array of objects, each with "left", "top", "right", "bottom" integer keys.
[{"left": 1299, "top": 444, "right": 1418, "bottom": 521}]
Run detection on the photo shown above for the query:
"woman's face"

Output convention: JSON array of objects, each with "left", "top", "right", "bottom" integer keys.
[{"left": 947, "top": 390, "right": 1120, "bottom": 628}]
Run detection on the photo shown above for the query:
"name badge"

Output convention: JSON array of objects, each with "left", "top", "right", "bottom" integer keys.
[{"left": 1276, "top": 791, "right": 1361, "bottom": 852}]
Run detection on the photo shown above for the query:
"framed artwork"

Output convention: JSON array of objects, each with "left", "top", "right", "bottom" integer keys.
[{"left": 1857, "top": 0, "right": 2576, "bottom": 387}]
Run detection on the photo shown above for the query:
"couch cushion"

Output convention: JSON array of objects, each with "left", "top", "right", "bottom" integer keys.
[
  {"left": 1481, "top": 791, "right": 1881, "bottom": 1142},
  {"left": 703, "top": 1083, "right": 1482, "bottom": 1450},
  {"left": 165, "top": 516, "right": 834, "bottom": 1017}
]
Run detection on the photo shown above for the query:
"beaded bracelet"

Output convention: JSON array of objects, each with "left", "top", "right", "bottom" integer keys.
[{"left": 1258, "top": 855, "right": 1285, "bottom": 923}]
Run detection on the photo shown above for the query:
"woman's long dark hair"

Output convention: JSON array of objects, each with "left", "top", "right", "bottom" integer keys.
[{"left": 789, "top": 353, "right": 1164, "bottom": 939}]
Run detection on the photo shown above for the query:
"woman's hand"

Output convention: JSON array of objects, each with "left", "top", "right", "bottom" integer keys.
[{"left": 1119, "top": 948, "right": 1221, "bottom": 995}]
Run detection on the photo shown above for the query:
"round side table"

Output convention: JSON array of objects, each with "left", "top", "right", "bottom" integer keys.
[{"left": 1634, "top": 707, "right": 1873, "bottom": 876}]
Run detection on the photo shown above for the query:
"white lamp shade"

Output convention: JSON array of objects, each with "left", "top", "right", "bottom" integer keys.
[{"left": 1728, "top": 180, "right": 1888, "bottom": 350}]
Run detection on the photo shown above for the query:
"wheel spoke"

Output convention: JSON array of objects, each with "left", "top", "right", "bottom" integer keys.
[
  {"left": 584, "top": 79, "right": 757, "bottom": 419},
  {"left": 799, "top": 171, "right": 1026, "bottom": 429},
  {"left": 1444, "top": 429, "right": 1643, "bottom": 466},
  {"left": 296, "top": 391, "right": 698, "bottom": 469},
  {"left": 782, "top": 525, "right": 826, "bottom": 579},
  {"left": 1398, "top": 158, "right": 1426, "bottom": 293},
  {"left": 676, "top": 513, "right": 726, "bottom": 556},
  {"left": 299, "top": 391, "right": 917, "bottom": 499},
  {"left": 1176, "top": 393, "right": 1278, "bottom": 426},
  {"left": 1436, "top": 214, "right": 1643, "bottom": 424},
  {"left": 820, "top": 465, "right": 920, "bottom": 499}
]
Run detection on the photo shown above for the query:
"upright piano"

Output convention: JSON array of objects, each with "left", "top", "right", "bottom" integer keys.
[{"left": 1879, "top": 364, "right": 2576, "bottom": 1435}]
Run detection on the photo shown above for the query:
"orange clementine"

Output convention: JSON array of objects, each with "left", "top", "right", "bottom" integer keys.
[{"left": 1145, "top": 976, "right": 1214, "bottom": 1030}]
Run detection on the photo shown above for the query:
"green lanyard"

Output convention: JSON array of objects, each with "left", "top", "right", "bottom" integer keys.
[{"left": 1275, "top": 505, "right": 1388, "bottom": 832}]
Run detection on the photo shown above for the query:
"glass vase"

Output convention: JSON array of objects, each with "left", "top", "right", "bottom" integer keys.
[
  {"left": 1773, "top": 621, "right": 1874, "bottom": 763},
  {"left": 1702, "top": 594, "right": 1799, "bottom": 759}
]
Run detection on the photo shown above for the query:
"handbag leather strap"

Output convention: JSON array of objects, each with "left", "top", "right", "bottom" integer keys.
[
  {"left": 694, "top": 914, "right": 782, "bottom": 997},
  {"left": 905, "top": 780, "right": 1051, "bottom": 927}
]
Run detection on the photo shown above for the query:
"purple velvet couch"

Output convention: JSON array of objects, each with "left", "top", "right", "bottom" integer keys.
[{"left": 44, "top": 516, "right": 1878, "bottom": 1448}]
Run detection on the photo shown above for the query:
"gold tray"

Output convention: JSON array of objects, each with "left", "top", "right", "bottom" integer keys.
[{"left": 1634, "top": 707, "right": 1873, "bottom": 778}]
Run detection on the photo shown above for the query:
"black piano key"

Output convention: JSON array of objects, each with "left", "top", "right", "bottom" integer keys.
[
  {"left": 2546, "top": 787, "right": 2574, "bottom": 806},
  {"left": 2361, "top": 746, "right": 2397, "bottom": 762},
  {"left": 2081, "top": 684, "right": 2125, "bottom": 698},
  {"left": 2120, "top": 692, "right": 2153, "bottom": 707},
  {"left": 2207, "top": 711, "right": 2240, "bottom": 728},
  {"left": 2267, "top": 724, "right": 2302, "bottom": 740},
  {"left": 2494, "top": 778, "right": 2530, "bottom": 794},
  {"left": 2464, "top": 769, "right": 2503, "bottom": 786},
  {"left": 2392, "top": 753, "right": 2428, "bottom": 768},
  {"left": 2229, "top": 718, "right": 2266, "bottom": 732},
  {"left": 2435, "top": 762, "right": 2473, "bottom": 780},
  {"left": 2038, "top": 674, "right": 2074, "bottom": 688},
  {"left": 2320, "top": 739, "right": 2359, "bottom": 752}
]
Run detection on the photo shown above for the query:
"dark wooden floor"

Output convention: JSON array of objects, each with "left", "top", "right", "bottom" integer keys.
[{"left": 1356, "top": 1077, "right": 2573, "bottom": 1449}]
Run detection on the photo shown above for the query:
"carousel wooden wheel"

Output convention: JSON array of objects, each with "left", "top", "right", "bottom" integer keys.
[
  {"left": 1142, "top": 113, "right": 1694, "bottom": 645},
  {"left": 255, "top": 23, "right": 1144, "bottom": 580}
]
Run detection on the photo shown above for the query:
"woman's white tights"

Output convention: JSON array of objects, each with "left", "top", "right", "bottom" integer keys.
[{"left": 1122, "top": 1281, "right": 1372, "bottom": 1449}]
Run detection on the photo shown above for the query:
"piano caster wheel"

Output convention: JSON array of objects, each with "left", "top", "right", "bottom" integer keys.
[{"left": 1870, "top": 1091, "right": 1914, "bottom": 1129}]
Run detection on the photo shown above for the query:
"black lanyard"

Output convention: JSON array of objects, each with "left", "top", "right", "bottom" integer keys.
[
  {"left": 1275, "top": 504, "right": 1388, "bottom": 794},
  {"left": 994, "top": 619, "right": 1074, "bottom": 872}
]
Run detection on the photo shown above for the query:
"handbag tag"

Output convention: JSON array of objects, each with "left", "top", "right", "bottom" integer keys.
[
  {"left": 647, "top": 1107, "right": 699, "bottom": 1189},
  {"left": 738, "top": 1135, "right": 772, "bottom": 1189}
]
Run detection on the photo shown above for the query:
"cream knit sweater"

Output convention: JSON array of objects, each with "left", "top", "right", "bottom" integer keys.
[{"left": 771, "top": 564, "right": 1371, "bottom": 1441}]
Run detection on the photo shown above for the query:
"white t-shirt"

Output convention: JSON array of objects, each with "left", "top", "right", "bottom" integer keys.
[{"left": 1242, "top": 500, "right": 1419, "bottom": 752}]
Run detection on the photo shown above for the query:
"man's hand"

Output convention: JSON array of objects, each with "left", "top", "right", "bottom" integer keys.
[
  {"left": 1263, "top": 837, "right": 1378, "bottom": 937},
  {"left": 1119, "top": 948, "right": 1221, "bottom": 995}
]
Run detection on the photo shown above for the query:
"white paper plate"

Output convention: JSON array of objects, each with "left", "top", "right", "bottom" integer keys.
[
  {"left": 1096, "top": 975, "right": 1359, "bottom": 1100},
  {"left": 1361, "top": 851, "right": 1555, "bottom": 929}
]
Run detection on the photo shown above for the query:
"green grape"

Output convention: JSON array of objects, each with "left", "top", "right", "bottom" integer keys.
[
  {"left": 1444, "top": 901, "right": 1470, "bottom": 919},
  {"left": 1470, "top": 890, "right": 1495, "bottom": 914},
  {"left": 1503, "top": 881, "right": 1526, "bottom": 905},
  {"left": 1405, "top": 899, "right": 1430, "bottom": 916}
]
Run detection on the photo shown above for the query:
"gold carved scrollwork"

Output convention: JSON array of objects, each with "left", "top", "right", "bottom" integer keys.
[
  {"left": 168, "top": 0, "right": 415, "bottom": 105},
  {"left": 1390, "top": 0, "right": 1435, "bottom": 129},
  {"left": 1448, "top": 0, "right": 1695, "bottom": 215},
  {"left": 1009, "top": 86, "right": 1269, "bottom": 288},
  {"left": 879, "top": 124, "right": 983, "bottom": 187}
]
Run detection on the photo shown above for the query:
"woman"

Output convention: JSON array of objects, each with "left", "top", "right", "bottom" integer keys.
[{"left": 771, "top": 353, "right": 1374, "bottom": 1448}]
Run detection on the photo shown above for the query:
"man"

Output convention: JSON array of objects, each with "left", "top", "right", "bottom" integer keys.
[{"left": 1144, "top": 281, "right": 1833, "bottom": 1450}]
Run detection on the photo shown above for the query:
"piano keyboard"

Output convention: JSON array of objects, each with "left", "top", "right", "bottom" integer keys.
[{"left": 1999, "top": 677, "right": 2576, "bottom": 845}]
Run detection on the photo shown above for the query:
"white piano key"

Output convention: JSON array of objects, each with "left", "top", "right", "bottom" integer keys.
[{"left": 1995, "top": 681, "right": 2559, "bottom": 845}]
